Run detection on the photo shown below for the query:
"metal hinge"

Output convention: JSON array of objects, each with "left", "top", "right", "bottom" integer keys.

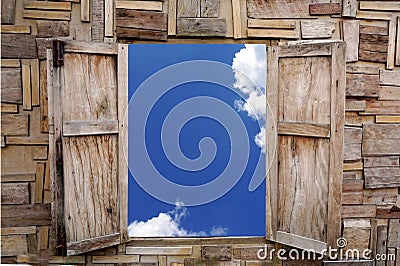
[{"left": 52, "top": 40, "right": 64, "bottom": 67}]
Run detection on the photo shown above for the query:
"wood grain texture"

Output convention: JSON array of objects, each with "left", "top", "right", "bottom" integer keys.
[
  {"left": 177, "top": 0, "right": 200, "bottom": 17},
  {"left": 1, "top": 226, "right": 36, "bottom": 235},
  {"left": 63, "top": 120, "right": 119, "bottom": 136},
  {"left": 380, "top": 70, "right": 400, "bottom": 86},
  {"left": 396, "top": 17, "right": 400, "bottom": 66},
  {"left": 342, "top": 205, "right": 377, "bottom": 218},
  {"left": 359, "top": 33, "right": 388, "bottom": 63},
  {"left": 301, "top": 20, "right": 336, "bottom": 39},
  {"left": 177, "top": 18, "right": 226, "bottom": 36},
  {"left": 359, "top": 1, "right": 400, "bottom": 11},
  {"left": 0, "top": 25, "right": 31, "bottom": 34},
  {"left": 168, "top": 0, "right": 177, "bottom": 35},
  {"left": 24, "top": 1, "right": 71, "bottom": 10},
  {"left": 1, "top": 0, "right": 16, "bottom": 24},
  {"left": 247, "top": 28, "right": 299, "bottom": 39},
  {"left": 344, "top": 127, "right": 362, "bottom": 161},
  {"left": 81, "top": 0, "right": 89, "bottom": 21},
  {"left": 342, "top": 20, "right": 359, "bottom": 62},
  {"left": 1, "top": 235, "right": 28, "bottom": 256},
  {"left": 376, "top": 115, "right": 400, "bottom": 123},
  {"left": 278, "top": 122, "right": 330, "bottom": 138},
  {"left": 1, "top": 204, "right": 51, "bottom": 227},
  {"left": 23, "top": 10, "right": 71, "bottom": 20},
  {"left": 342, "top": 0, "right": 356, "bottom": 17},
  {"left": 360, "top": 25, "right": 388, "bottom": 35},
  {"left": 364, "top": 167, "right": 400, "bottom": 188},
  {"left": 309, "top": 3, "right": 340, "bottom": 15},
  {"left": 116, "top": 27, "right": 168, "bottom": 40},
  {"left": 200, "top": 0, "right": 219, "bottom": 17},
  {"left": 202, "top": 245, "right": 231, "bottom": 260},
  {"left": 1, "top": 114, "right": 29, "bottom": 136},
  {"left": 39, "top": 60, "right": 48, "bottom": 133},
  {"left": 387, "top": 17, "right": 396, "bottom": 69},
  {"left": 1, "top": 68, "right": 22, "bottom": 104},
  {"left": 1, "top": 34, "right": 37, "bottom": 59},
  {"left": 1, "top": 183, "right": 30, "bottom": 204},
  {"left": 22, "top": 61, "right": 32, "bottom": 110},
  {"left": 363, "top": 124, "right": 400, "bottom": 156},
  {"left": 116, "top": 9, "right": 167, "bottom": 31},
  {"left": 104, "top": 0, "right": 114, "bottom": 37},
  {"left": 343, "top": 219, "right": 371, "bottom": 252},
  {"left": 232, "top": 0, "right": 241, "bottom": 38},
  {"left": 361, "top": 99, "right": 400, "bottom": 115},
  {"left": 248, "top": 19, "right": 296, "bottom": 29},
  {"left": 92, "top": 0, "right": 105, "bottom": 41},
  {"left": 1, "top": 103, "right": 18, "bottom": 113},
  {"left": 37, "top": 21, "right": 69, "bottom": 37},
  {"left": 247, "top": 0, "right": 313, "bottom": 19},
  {"left": 116, "top": 0, "right": 162, "bottom": 10},
  {"left": 346, "top": 73, "right": 379, "bottom": 97}
]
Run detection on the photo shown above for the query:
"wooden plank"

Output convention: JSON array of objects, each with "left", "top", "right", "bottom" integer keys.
[
  {"left": 1, "top": 103, "right": 18, "bottom": 113},
  {"left": 6, "top": 136, "right": 49, "bottom": 145},
  {"left": 92, "top": 255, "right": 140, "bottom": 263},
  {"left": 364, "top": 167, "right": 400, "bottom": 188},
  {"left": 363, "top": 188, "right": 398, "bottom": 205},
  {"left": 63, "top": 120, "right": 119, "bottom": 136},
  {"left": 342, "top": 205, "right": 377, "bottom": 218},
  {"left": 247, "top": 0, "right": 313, "bottom": 19},
  {"left": 247, "top": 28, "right": 299, "bottom": 39},
  {"left": 364, "top": 156, "right": 399, "bottom": 168},
  {"left": 35, "top": 162, "right": 45, "bottom": 203},
  {"left": 202, "top": 245, "right": 231, "bottom": 260},
  {"left": 200, "top": 0, "right": 219, "bottom": 17},
  {"left": 63, "top": 41, "right": 118, "bottom": 54},
  {"left": 37, "top": 21, "right": 69, "bottom": 37},
  {"left": 309, "top": 3, "right": 341, "bottom": 15},
  {"left": 359, "top": 50, "right": 387, "bottom": 63},
  {"left": 117, "top": 27, "right": 167, "bottom": 40},
  {"left": 388, "top": 219, "right": 400, "bottom": 248},
  {"left": 21, "top": 61, "right": 32, "bottom": 111},
  {"left": 376, "top": 116, "right": 400, "bottom": 123},
  {"left": 38, "top": 226, "right": 49, "bottom": 250},
  {"left": 247, "top": 19, "right": 296, "bottom": 29},
  {"left": 363, "top": 124, "right": 400, "bottom": 156},
  {"left": 116, "top": 9, "right": 167, "bottom": 31},
  {"left": 278, "top": 42, "right": 332, "bottom": 57},
  {"left": 39, "top": 60, "right": 48, "bottom": 133},
  {"left": 343, "top": 179, "right": 364, "bottom": 192},
  {"left": 104, "top": 0, "right": 114, "bottom": 37},
  {"left": 343, "top": 192, "right": 363, "bottom": 205},
  {"left": 1, "top": 226, "right": 36, "bottom": 235},
  {"left": 1, "top": 173, "right": 35, "bottom": 183},
  {"left": 276, "top": 231, "right": 326, "bottom": 254},
  {"left": 379, "top": 85, "right": 400, "bottom": 100},
  {"left": 277, "top": 122, "right": 330, "bottom": 138},
  {"left": 31, "top": 59, "right": 40, "bottom": 107},
  {"left": 1, "top": 68, "right": 22, "bottom": 104},
  {"left": 343, "top": 219, "right": 371, "bottom": 251},
  {"left": 376, "top": 221, "right": 388, "bottom": 266},
  {"left": 1, "top": 34, "right": 37, "bottom": 59},
  {"left": 232, "top": 0, "right": 242, "bottom": 38},
  {"left": 387, "top": 17, "right": 396, "bottom": 69},
  {"left": 376, "top": 206, "right": 400, "bottom": 219},
  {"left": 346, "top": 99, "right": 366, "bottom": 111},
  {"left": 49, "top": 256, "right": 86, "bottom": 264},
  {"left": 1, "top": 204, "right": 51, "bottom": 227},
  {"left": 1, "top": 235, "right": 28, "bottom": 256},
  {"left": 33, "top": 146, "right": 48, "bottom": 160},
  {"left": 342, "top": 20, "right": 359, "bottom": 62},
  {"left": 168, "top": 0, "right": 177, "bottom": 35},
  {"left": 177, "top": 0, "right": 200, "bottom": 17},
  {"left": 396, "top": 17, "right": 400, "bottom": 66},
  {"left": 356, "top": 11, "right": 393, "bottom": 21},
  {"left": 346, "top": 73, "right": 379, "bottom": 97},
  {"left": 23, "top": 10, "right": 71, "bottom": 20},
  {"left": 1, "top": 114, "right": 29, "bottom": 136},
  {"left": 360, "top": 25, "right": 388, "bottom": 35},
  {"left": 126, "top": 246, "right": 193, "bottom": 255},
  {"left": 1, "top": 183, "right": 30, "bottom": 205},
  {"left": 67, "top": 233, "right": 121, "bottom": 256},
  {"left": 359, "top": 2, "right": 400, "bottom": 11},
  {"left": 81, "top": 0, "right": 89, "bottom": 21},
  {"left": 342, "top": 0, "right": 356, "bottom": 17},
  {"left": 24, "top": 1, "right": 71, "bottom": 10},
  {"left": 92, "top": 0, "right": 105, "bottom": 41},
  {"left": 346, "top": 65, "right": 380, "bottom": 75},
  {"left": 177, "top": 18, "right": 226, "bottom": 36},
  {"left": 380, "top": 70, "right": 400, "bottom": 86},
  {"left": 116, "top": 1, "right": 163, "bottom": 11},
  {"left": 75, "top": 26, "right": 92, "bottom": 41},
  {"left": 1, "top": 59, "right": 20, "bottom": 68},
  {"left": 361, "top": 99, "right": 400, "bottom": 115},
  {"left": 344, "top": 127, "right": 362, "bottom": 161},
  {"left": 1, "top": 0, "right": 16, "bottom": 24},
  {"left": 343, "top": 161, "right": 363, "bottom": 171},
  {"left": 0, "top": 25, "right": 31, "bottom": 34},
  {"left": 363, "top": 124, "right": 400, "bottom": 138}
]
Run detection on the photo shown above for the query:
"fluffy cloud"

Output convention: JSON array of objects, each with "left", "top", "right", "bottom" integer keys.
[
  {"left": 232, "top": 44, "right": 266, "bottom": 153},
  {"left": 128, "top": 201, "right": 228, "bottom": 237}
]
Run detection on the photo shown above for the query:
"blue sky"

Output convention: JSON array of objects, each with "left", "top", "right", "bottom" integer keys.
[{"left": 127, "top": 44, "right": 266, "bottom": 236}]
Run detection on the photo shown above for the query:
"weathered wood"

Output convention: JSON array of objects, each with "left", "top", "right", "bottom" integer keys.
[
  {"left": 1, "top": 183, "right": 30, "bottom": 205},
  {"left": 126, "top": 246, "right": 193, "bottom": 255},
  {"left": 1, "top": 204, "right": 51, "bottom": 227},
  {"left": 364, "top": 167, "right": 400, "bottom": 188},
  {"left": 1, "top": 103, "right": 18, "bottom": 113},
  {"left": 360, "top": 25, "right": 388, "bottom": 36},
  {"left": 35, "top": 162, "right": 45, "bottom": 203},
  {"left": 75, "top": 25, "right": 92, "bottom": 41},
  {"left": 177, "top": 18, "right": 226, "bottom": 36},
  {"left": 38, "top": 226, "right": 49, "bottom": 250},
  {"left": 104, "top": 0, "right": 114, "bottom": 37},
  {"left": 115, "top": 1, "right": 163, "bottom": 11},
  {"left": 343, "top": 192, "right": 363, "bottom": 205},
  {"left": 231, "top": 0, "right": 241, "bottom": 38},
  {"left": 345, "top": 99, "right": 366, "bottom": 111},
  {"left": 1, "top": 114, "right": 29, "bottom": 136},
  {"left": 21, "top": 60, "right": 32, "bottom": 110},
  {"left": 361, "top": 99, "right": 400, "bottom": 115},
  {"left": 200, "top": 0, "right": 219, "bottom": 17},
  {"left": 342, "top": 205, "right": 377, "bottom": 218},
  {"left": 346, "top": 65, "right": 380, "bottom": 75},
  {"left": 1, "top": 226, "right": 36, "bottom": 235},
  {"left": 363, "top": 124, "right": 400, "bottom": 156},
  {"left": 117, "top": 27, "right": 167, "bottom": 40},
  {"left": 387, "top": 17, "right": 396, "bottom": 70},
  {"left": 63, "top": 41, "right": 118, "bottom": 54},
  {"left": 248, "top": 19, "right": 296, "bottom": 29},
  {"left": 364, "top": 156, "right": 399, "bottom": 168},
  {"left": 116, "top": 9, "right": 168, "bottom": 31},
  {"left": 359, "top": 1, "right": 400, "bottom": 11},
  {"left": 1, "top": 59, "right": 20, "bottom": 68},
  {"left": 92, "top": 0, "right": 105, "bottom": 41},
  {"left": 359, "top": 50, "right": 387, "bottom": 63},
  {"left": 376, "top": 116, "right": 400, "bottom": 123},
  {"left": 232, "top": 246, "right": 269, "bottom": 260},
  {"left": 1, "top": 34, "right": 37, "bottom": 58},
  {"left": 247, "top": 28, "right": 299, "bottom": 39},
  {"left": 378, "top": 86, "right": 400, "bottom": 100},
  {"left": 63, "top": 120, "right": 119, "bottom": 136},
  {"left": 278, "top": 42, "right": 332, "bottom": 57},
  {"left": 23, "top": 10, "right": 71, "bottom": 20},
  {"left": 343, "top": 219, "right": 371, "bottom": 252},
  {"left": 346, "top": 73, "right": 379, "bottom": 97},
  {"left": 342, "top": 20, "right": 359, "bottom": 62},
  {"left": 92, "top": 255, "right": 141, "bottom": 263},
  {"left": 0, "top": 25, "right": 31, "bottom": 34},
  {"left": 359, "top": 33, "right": 388, "bottom": 63},
  {"left": 247, "top": 0, "right": 313, "bottom": 19},
  {"left": 1, "top": 68, "right": 22, "bottom": 104},
  {"left": 276, "top": 231, "right": 326, "bottom": 254},
  {"left": 343, "top": 179, "right": 364, "bottom": 192},
  {"left": 363, "top": 188, "right": 398, "bottom": 205},
  {"left": 388, "top": 219, "right": 400, "bottom": 248},
  {"left": 67, "top": 233, "right": 121, "bottom": 256},
  {"left": 6, "top": 136, "right": 49, "bottom": 145},
  {"left": 1, "top": 173, "right": 35, "bottom": 183},
  {"left": 39, "top": 61, "right": 48, "bottom": 133},
  {"left": 301, "top": 20, "right": 336, "bottom": 39},
  {"left": 81, "top": 0, "right": 89, "bottom": 21},
  {"left": 356, "top": 11, "right": 393, "bottom": 21},
  {"left": 1, "top": 0, "right": 16, "bottom": 24},
  {"left": 33, "top": 146, "right": 48, "bottom": 160},
  {"left": 202, "top": 245, "right": 231, "bottom": 260},
  {"left": 1, "top": 235, "right": 28, "bottom": 256},
  {"left": 342, "top": 0, "right": 356, "bottom": 17},
  {"left": 344, "top": 127, "right": 362, "bottom": 161},
  {"left": 24, "top": 1, "right": 71, "bottom": 10},
  {"left": 168, "top": 0, "right": 177, "bottom": 35},
  {"left": 177, "top": 0, "right": 200, "bottom": 17},
  {"left": 380, "top": 70, "right": 400, "bottom": 86},
  {"left": 278, "top": 122, "right": 330, "bottom": 138},
  {"left": 30, "top": 59, "right": 40, "bottom": 107},
  {"left": 376, "top": 206, "right": 400, "bottom": 219},
  {"left": 309, "top": 3, "right": 341, "bottom": 15},
  {"left": 396, "top": 17, "right": 400, "bottom": 66},
  {"left": 376, "top": 221, "right": 388, "bottom": 266},
  {"left": 37, "top": 21, "right": 69, "bottom": 37}
]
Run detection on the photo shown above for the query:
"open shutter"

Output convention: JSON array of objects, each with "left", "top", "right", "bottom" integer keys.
[
  {"left": 266, "top": 41, "right": 345, "bottom": 253},
  {"left": 49, "top": 41, "right": 128, "bottom": 256}
]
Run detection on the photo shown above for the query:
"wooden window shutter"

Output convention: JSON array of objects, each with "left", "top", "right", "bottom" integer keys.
[
  {"left": 49, "top": 41, "right": 128, "bottom": 256},
  {"left": 266, "top": 41, "right": 345, "bottom": 253}
]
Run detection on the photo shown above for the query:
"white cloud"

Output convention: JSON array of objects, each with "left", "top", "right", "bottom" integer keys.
[
  {"left": 128, "top": 201, "right": 228, "bottom": 237},
  {"left": 232, "top": 44, "right": 266, "bottom": 152}
]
